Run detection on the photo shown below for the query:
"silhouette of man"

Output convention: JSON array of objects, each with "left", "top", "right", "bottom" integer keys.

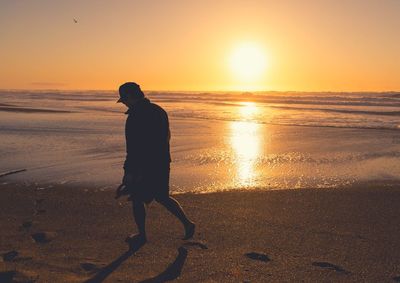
[{"left": 116, "top": 82, "right": 195, "bottom": 246}]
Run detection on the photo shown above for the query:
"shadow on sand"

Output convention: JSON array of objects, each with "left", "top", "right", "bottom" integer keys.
[
  {"left": 83, "top": 245, "right": 140, "bottom": 283},
  {"left": 84, "top": 245, "right": 187, "bottom": 283},
  {"left": 138, "top": 247, "right": 187, "bottom": 283}
]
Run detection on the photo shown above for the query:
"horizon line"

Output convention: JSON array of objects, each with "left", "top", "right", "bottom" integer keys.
[{"left": 0, "top": 88, "right": 399, "bottom": 94}]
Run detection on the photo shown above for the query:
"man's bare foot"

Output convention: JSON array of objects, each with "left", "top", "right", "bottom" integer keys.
[
  {"left": 183, "top": 222, "right": 195, "bottom": 240},
  {"left": 125, "top": 233, "right": 147, "bottom": 249}
]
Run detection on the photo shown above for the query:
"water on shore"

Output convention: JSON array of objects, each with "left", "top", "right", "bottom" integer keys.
[{"left": 0, "top": 90, "right": 399, "bottom": 192}]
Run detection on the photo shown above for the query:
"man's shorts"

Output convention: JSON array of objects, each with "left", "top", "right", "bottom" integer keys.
[{"left": 128, "top": 166, "right": 170, "bottom": 204}]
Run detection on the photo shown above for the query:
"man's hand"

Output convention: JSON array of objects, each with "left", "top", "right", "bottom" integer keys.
[
  {"left": 116, "top": 172, "right": 142, "bottom": 200},
  {"left": 122, "top": 173, "right": 133, "bottom": 185},
  {"left": 115, "top": 183, "right": 128, "bottom": 199},
  {"left": 115, "top": 173, "right": 133, "bottom": 199}
]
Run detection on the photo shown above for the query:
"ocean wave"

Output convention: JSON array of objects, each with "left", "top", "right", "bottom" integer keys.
[
  {"left": 169, "top": 113, "right": 400, "bottom": 131},
  {"left": 2, "top": 90, "right": 400, "bottom": 107},
  {"left": 176, "top": 150, "right": 400, "bottom": 165},
  {"left": 269, "top": 105, "right": 400, "bottom": 116},
  {"left": 2, "top": 90, "right": 399, "bottom": 131}
]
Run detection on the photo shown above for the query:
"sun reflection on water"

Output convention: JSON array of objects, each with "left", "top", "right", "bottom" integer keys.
[
  {"left": 239, "top": 101, "right": 258, "bottom": 118},
  {"left": 229, "top": 102, "right": 264, "bottom": 187}
]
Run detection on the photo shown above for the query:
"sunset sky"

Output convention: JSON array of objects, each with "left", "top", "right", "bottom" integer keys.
[{"left": 1, "top": 0, "right": 399, "bottom": 91}]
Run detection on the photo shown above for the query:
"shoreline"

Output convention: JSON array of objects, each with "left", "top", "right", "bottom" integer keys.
[
  {"left": 1, "top": 113, "right": 400, "bottom": 192},
  {"left": 2, "top": 177, "right": 400, "bottom": 194},
  {"left": 1, "top": 183, "right": 400, "bottom": 282}
]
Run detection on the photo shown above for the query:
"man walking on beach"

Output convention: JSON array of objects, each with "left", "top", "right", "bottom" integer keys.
[{"left": 116, "top": 82, "right": 195, "bottom": 246}]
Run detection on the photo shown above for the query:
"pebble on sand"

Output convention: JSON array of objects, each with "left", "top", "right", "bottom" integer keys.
[
  {"left": 31, "top": 232, "right": 57, "bottom": 244},
  {"left": 312, "top": 261, "right": 350, "bottom": 274},
  {"left": 2, "top": 250, "right": 18, "bottom": 262},
  {"left": 245, "top": 252, "right": 270, "bottom": 262},
  {"left": 183, "top": 241, "right": 208, "bottom": 250}
]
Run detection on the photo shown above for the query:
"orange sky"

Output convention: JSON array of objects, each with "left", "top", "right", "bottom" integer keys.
[{"left": 1, "top": 0, "right": 399, "bottom": 91}]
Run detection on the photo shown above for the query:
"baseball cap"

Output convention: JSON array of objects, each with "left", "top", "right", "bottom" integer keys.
[{"left": 117, "top": 82, "right": 144, "bottom": 103}]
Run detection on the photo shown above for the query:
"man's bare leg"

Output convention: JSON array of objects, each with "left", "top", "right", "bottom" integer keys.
[
  {"left": 129, "top": 199, "right": 147, "bottom": 245},
  {"left": 157, "top": 196, "right": 195, "bottom": 239}
]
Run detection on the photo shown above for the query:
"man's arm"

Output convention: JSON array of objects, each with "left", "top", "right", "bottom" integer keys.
[{"left": 122, "top": 112, "right": 147, "bottom": 183}]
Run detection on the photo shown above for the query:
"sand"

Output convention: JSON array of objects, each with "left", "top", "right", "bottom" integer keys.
[
  {"left": 0, "top": 105, "right": 73, "bottom": 113},
  {"left": 1, "top": 183, "right": 400, "bottom": 282}
]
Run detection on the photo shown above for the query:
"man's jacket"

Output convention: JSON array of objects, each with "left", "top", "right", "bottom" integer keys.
[{"left": 124, "top": 98, "right": 171, "bottom": 175}]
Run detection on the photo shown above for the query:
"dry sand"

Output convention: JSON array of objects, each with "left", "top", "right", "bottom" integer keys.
[{"left": 1, "top": 183, "right": 400, "bottom": 282}]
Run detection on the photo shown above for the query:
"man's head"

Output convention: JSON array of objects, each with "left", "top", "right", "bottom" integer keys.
[{"left": 117, "top": 82, "right": 144, "bottom": 107}]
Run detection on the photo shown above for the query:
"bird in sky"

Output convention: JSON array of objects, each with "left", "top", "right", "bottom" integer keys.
[{"left": 73, "top": 19, "right": 78, "bottom": 23}]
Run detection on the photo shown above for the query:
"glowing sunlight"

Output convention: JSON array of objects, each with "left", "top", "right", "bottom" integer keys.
[{"left": 229, "top": 43, "right": 268, "bottom": 83}]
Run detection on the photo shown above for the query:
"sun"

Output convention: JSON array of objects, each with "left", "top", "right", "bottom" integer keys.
[{"left": 229, "top": 42, "right": 267, "bottom": 83}]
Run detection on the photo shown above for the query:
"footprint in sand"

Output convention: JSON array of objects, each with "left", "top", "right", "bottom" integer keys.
[
  {"left": 245, "top": 252, "right": 270, "bottom": 262},
  {"left": 312, "top": 261, "right": 350, "bottom": 274},
  {"left": 80, "top": 262, "right": 100, "bottom": 273},
  {"left": 33, "top": 199, "right": 46, "bottom": 215},
  {"left": 0, "top": 271, "right": 16, "bottom": 282},
  {"left": 183, "top": 241, "right": 208, "bottom": 250},
  {"left": 31, "top": 232, "right": 57, "bottom": 244},
  {"left": 21, "top": 221, "right": 32, "bottom": 230},
  {"left": 34, "top": 198, "right": 45, "bottom": 206},
  {"left": 34, "top": 209, "right": 46, "bottom": 215},
  {"left": 2, "top": 250, "right": 18, "bottom": 262},
  {"left": 0, "top": 270, "right": 36, "bottom": 283}
]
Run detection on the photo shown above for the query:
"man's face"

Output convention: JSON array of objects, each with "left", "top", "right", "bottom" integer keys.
[
  {"left": 120, "top": 95, "right": 139, "bottom": 108},
  {"left": 120, "top": 98, "right": 129, "bottom": 108}
]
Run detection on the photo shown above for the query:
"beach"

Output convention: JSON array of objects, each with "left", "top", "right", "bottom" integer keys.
[
  {"left": 2, "top": 0, "right": 400, "bottom": 281},
  {"left": 1, "top": 90, "right": 400, "bottom": 281},
  {"left": 1, "top": 182, "right": 400, "bottom": 282}
]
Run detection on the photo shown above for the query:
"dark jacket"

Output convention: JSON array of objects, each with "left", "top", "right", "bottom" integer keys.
[{"left": 124, "top": 98, "right": 171, "bottom": 175}]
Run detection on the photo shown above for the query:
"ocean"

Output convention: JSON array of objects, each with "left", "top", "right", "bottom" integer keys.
[{"left": 1, "top": 90, "right": 399, "bottom": 192}]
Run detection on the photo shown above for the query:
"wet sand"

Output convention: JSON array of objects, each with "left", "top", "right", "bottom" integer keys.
[
  {"left": 1, "top": 183, "right": 400, "bottom": 282},
  {"left": 1, "top": 89, "right": 400, "bottom": 192},
  {"left": 0, "top": 106, "right": 73, "bottom": 113}
]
